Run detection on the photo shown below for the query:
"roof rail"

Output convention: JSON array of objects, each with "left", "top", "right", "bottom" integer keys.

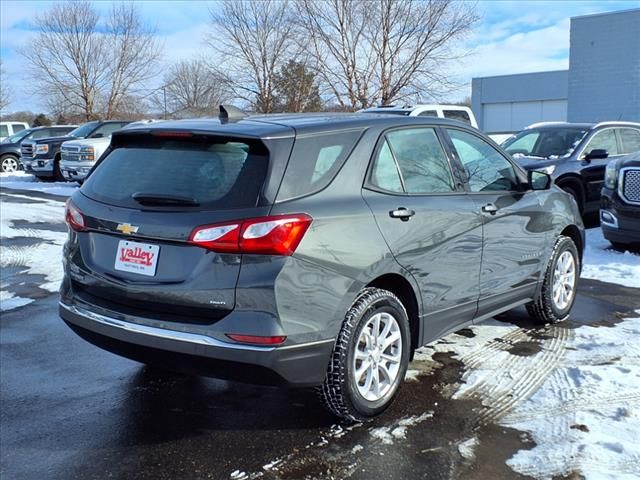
[
  {"left": 219, "top": 105, "right": 248, "bottom": 124},
  {"left": 594, "top": 120, "right": 640, "bottom": 128},
  {"left": 525, "top": 121, "right": 568, "bottom": 129}
]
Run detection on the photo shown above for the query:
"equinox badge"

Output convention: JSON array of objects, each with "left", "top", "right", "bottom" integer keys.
[{"left": 116, "top": 223, "right": 139, "bottom": 235}]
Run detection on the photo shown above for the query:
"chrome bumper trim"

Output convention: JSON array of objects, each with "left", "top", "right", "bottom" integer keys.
[{"left": 59, "top": 302, "right": 333, "bottom": 352}]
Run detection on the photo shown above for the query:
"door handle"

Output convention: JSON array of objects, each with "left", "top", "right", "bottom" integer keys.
[
  {"left": 389, "top": 207, "right": 415, "bottom": 221},
  {"left": 481, "top": 203, "right": 498, "bottom": 215}
]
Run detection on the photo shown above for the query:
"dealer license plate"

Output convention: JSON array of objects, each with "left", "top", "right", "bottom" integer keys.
[{"left": 114, "top": 240, "right": 159, "bottom": 277}]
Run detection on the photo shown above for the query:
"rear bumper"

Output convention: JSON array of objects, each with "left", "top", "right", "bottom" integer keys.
[{"left": 59, "top": 301, "right": 334, "bottom": 387}]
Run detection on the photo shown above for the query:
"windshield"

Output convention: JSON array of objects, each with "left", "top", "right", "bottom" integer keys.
[
  {"left": 67, "top": 121, "right": 99, "bottom": 138},
  {"left": 503, "top": 127, "right": 589, "bottom": 159},
  {"left": 3, "top": 128, "right": 33, "bottom": 144}
]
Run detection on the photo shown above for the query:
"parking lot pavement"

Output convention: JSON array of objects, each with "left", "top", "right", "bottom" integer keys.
[{"left": 1, "top": 186, "right": 640, "bottom": 480}]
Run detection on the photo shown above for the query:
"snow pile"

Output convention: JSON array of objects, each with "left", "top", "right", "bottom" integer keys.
[
  {"left": 0, "top": 171, "right": 78, "bottom": 197},
  {"left": 581, "top": 228, "right": 640, "bottom": 288},
  {"left": 0, "top": 193, "right": 67, "bottom": 311}
]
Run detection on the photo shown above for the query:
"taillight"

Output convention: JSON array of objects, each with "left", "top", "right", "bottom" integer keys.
[
  {"left": 189, "top": 214, "right": 312, "bottom": 256},
  {"left": 65, "top": 199, "right": 86, "bottom": 231},
  {"left": 225, "top": 334, "right": 287, "bottom": 345}
]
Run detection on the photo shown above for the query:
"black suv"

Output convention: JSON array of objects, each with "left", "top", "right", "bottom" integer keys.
[
  {"left": 21, "top": 120, "right": 130, "bottom": 180},
  {"left": 59, "top": 111, "right": 584, "bottom": 421},
  {"left": 601, "top": 151, "right": 640, "bottom": 250},
  {"left": 0, "top": 125, "right": 76, "bottom": 173},
  {"left": 503, "top": 122, "right": 640, "bottom": 216}
]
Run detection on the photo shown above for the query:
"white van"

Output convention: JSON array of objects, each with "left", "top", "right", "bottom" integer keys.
[
  {"left": 361, "top": 104, "right": 479, "bottom": 128},
  {"left": 0, "top": 122, "right": 30, "bottom": 142}
]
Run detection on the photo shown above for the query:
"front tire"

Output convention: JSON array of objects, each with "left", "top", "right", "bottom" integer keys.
[
  {"left": 319, "top": 288, "right": 411, "bottom": 422},
  {"left": 53, "top": 159, "right": 65, "bottom": 182},
  {"left": 527, "top": 235, "right": 579, "bottom": 324},
  {"left": 0, "top": 155, "right": 19, "bottom": 173}
]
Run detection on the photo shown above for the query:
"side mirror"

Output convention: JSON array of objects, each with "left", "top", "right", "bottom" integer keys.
[
  {"left": 584, "top": 149, "right": 608, "bottom": 161},
  {"left": 91, "top": 133, "right": 104, "bottom": 139},
  {"left": 529, "top": 170, "right": 551, "bottom": 190}
]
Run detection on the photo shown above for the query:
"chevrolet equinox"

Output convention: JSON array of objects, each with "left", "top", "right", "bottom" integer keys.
[{"left": 60, "top": 109, "right": 584, "bottom": 421}]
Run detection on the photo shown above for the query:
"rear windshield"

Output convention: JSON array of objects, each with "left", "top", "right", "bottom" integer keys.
[
  {"left": 81, "top": 135, "right": 269, "bottom": 209},
  {"left": 277, "top": 129, "right": 363, "bottom": 201}
]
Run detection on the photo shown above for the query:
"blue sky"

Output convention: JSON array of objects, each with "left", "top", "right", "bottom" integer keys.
[{"left": 1, "top": 0, "right": 638, "bottom": 113}]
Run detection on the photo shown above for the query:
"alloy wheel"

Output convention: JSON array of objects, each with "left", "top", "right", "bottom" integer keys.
[
  {"left": 552, "top": 250, "right": 576, "bottom": 310},
  {"left": 352, "top": 312, "right": 403, "bottom": 402}
]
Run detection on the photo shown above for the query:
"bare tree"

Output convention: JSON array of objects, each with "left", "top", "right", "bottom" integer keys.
[
  {"left": 103, "top": 3, "right": 163, "bottom": 118},
  {"left": 208, "top": 0, "right": 296, "bottom": 113},
  {"left": 297, "top": 0, "right": 478, "bottom": 110},
  {"left": 20, "top": 1, "right": 161, "bottom": 121},
  {"left": 0, "top": 60, "right": 11, "bottom": 112},
  {"left": 153, "top": 59, "right": 231, "bottom": 118}
]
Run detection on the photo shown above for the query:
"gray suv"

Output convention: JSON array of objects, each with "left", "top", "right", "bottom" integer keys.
[{"left": 59, "top": 111, "right": 584, "bottom": 421}]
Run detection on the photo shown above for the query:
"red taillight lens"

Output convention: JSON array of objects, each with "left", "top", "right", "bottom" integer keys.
[
  {"left": 226, "top": 334, "right": 287, "bottom": 345},
  {"left": 65, "top": 199, "right": 86, "bottom": 231},
  {"left": 189, "top": 214, "right": 312, "bottom": 256}
]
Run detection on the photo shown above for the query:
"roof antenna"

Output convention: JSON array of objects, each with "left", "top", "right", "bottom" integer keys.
[{"left": 219, "top": 105, "right": 248, "bottom": 124}]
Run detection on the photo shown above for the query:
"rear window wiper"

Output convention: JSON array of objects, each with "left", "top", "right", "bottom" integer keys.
[{"left": 131, "top": 192, "right": 200, "bottom": 207}]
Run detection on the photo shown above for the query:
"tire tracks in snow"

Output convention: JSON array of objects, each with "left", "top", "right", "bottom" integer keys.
[{"left": 453, "top": 324, "right": 573, "bottom": 428}]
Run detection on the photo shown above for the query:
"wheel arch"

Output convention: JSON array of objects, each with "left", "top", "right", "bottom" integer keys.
[
  {"left": 366, "top": 273, "right": 421, "bottom": 359},
  {"left": 560, "top": 224, "right": 584, "bottom": 264},
  {"left": 556, "top": 175, "right": 585, "bottom": 211}
]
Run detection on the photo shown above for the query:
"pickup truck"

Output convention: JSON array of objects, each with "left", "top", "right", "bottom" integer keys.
[
  {"left": 59, "top": 120, "right": 160, "bottom": 182},
  {"left": 21, "top": 120, "right": 130, "bottom": 180}
]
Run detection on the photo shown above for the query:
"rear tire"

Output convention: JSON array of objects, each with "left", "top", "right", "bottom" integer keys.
[
  {"left": 526, "top": 235, "right": 579, "bottom": 324},
  {"left": 319, "top": 287, "right": 411, "bottom": 422}
]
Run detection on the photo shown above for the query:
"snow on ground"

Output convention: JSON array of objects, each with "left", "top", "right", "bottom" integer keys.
[
  {"left": 0, "top": 192, "right": 67, "bottom": 311},
  {"left": 424, "top": 313, "right": 640, "bottom": 479},
  {"left": 0, "top": 171, "right": 78, "bottom": 197},
  {"left": 502, "top": 314, "right": 640, "bottom": 479},
  {"left": 581, "top": 228, "right": 640, "bottom": 288}
]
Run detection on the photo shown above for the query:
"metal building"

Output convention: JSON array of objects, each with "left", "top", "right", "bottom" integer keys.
[{"left": 472, "top": 9, "right": 640, "bottom": 134}]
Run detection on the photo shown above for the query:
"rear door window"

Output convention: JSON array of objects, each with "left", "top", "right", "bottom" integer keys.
[
  {"left": 32, "top": 129, "right": 53, "bottom": 139},
  {"left": 583, "top": 129, "right": 619, "bottom": 157},
  {"left": 277, "top": 129, "right": 363, "bottom": 200},
  {"left": 443, "top": 110, "right": 471, "bottom": 125},
  {"left": 619, "top": 128, "right": 640, "bottom": 154},
  {"left": 82, "top": 135, "right": 269, "bottom": 210},
  {"left": 90, "top": 122, "right": 129, "bottom": 138},
  {"left": 369, "top": 128, "right": 456, "bottom": 194},
  {"left": 385, "top": 128, "right": 455, "bottom": 193}
]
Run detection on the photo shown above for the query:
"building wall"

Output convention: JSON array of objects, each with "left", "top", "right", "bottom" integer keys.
[
  {"left": 567, "top": 9, "right": 640, "bottom": 122},
  {"left": 471, "top": 71, "right": 569, "bottom": 132}
]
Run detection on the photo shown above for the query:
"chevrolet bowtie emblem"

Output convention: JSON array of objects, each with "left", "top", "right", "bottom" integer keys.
[{"left": 116, "top": 223, "right": 139, "bottom": 235}]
